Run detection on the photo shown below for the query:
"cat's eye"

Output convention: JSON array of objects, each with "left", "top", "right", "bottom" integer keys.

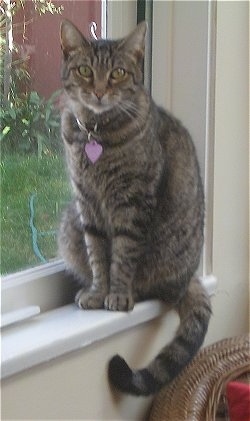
[
  {"left": 111, "top": 68, "right": 127, "bottom": 81},
  {"left": 78, "top": 65, "right": 93, "bottom": 79}
]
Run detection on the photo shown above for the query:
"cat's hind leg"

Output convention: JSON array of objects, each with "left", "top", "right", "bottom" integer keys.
[{"left": 58, "top": 200, "right": 110, "bottom": 309}]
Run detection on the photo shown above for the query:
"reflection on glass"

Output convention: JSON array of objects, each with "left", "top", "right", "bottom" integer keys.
[{"left": 1, "top": 1, "right": 102, "bottom": 274}]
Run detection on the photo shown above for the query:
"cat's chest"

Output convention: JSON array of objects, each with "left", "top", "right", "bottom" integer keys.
[
  {"left": 66, "top": 133, "right": 163, "bottom": 219},
  {"left": 70, "top": 133, "right": 140, "bottom": 170},
  {"left": 82, "top": 151, "right": 135, "bottom": 198},
  {"left": 68, "top": 140, "right": 140, "bottom": 196}
]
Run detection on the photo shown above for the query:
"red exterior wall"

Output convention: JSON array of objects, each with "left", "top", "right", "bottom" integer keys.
[{"left": 14, "top": 1, "right": 101, "bottom": 99}]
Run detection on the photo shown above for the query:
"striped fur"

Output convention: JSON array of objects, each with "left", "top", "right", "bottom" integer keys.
[{"left": 58, "top": 20, "right": 211, "bottom": 396}]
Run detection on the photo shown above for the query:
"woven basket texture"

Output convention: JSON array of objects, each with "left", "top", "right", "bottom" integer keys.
[{"left": 148, "top": 334, "right": 250, "bottom": 421}]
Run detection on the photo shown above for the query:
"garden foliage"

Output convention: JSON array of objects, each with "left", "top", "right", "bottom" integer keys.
[{"left": 0, "top": 0, "right": 63, "bottom": 157}]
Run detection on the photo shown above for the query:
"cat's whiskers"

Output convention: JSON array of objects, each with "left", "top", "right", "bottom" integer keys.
[
  {"left": 126, "top": 101, "right": 148, "bottom": 129},
  {"left": 123, "top": 100, "right": 145, "bottom": 121},
  {"left": 117, "top": 101, "right": 145, "bottom": 136}
]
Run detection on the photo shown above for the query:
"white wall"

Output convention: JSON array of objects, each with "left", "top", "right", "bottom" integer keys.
[
  {"left": 205, "top": 1, "right": 249, "bottom": 344},
  {"left": 2, "top": 2, "right": 249, "bottom": 420},
  {"left": 2, "top": 312, "right": 179, "bottom": 420}
]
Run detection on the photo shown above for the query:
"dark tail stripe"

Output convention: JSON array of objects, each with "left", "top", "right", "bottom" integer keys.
[
  {"left": 108, "top": 356, "right": 162, "bottom": 396},
  {"left": 108, "top": 355, "right": 133, "bottom": 393},
  {"left": 138, "top": 369, "right": 163, "bottom": 395}
]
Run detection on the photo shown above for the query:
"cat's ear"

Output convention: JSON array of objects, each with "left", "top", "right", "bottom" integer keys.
[
  {"left": 118, "top": 21, "right": 147, "bottom": 62},
  {"left": 60, "top": 20, "right": 90, "bottom": 58}
]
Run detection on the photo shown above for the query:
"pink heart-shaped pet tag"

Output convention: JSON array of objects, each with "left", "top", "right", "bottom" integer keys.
[{"left": 85, "top": 140, "right": 103, "bottom": 164}]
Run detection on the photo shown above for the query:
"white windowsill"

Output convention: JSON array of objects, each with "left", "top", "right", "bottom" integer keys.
[{"left": 1, "top": 275, "right": 217, "bottom": 380}]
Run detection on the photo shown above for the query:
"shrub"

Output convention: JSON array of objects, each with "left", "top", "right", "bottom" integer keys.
[
  {"left": 0, "top": 90, "right": 62, "bottom": 157},
  {"left": 0, "top": 0, "right": 63, "bottom": 158}
]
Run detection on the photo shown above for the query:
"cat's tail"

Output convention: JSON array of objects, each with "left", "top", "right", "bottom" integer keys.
[{"left": 108, "top": 277, "right": 211, "bottom": 396}]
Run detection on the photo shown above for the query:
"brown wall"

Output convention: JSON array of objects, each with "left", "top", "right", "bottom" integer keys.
[{"left": 14, "top": 1, "right": 101, "bottom": 99}]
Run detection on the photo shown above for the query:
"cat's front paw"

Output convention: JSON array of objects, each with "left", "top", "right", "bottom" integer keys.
[
  {"left": 75, "top": 289, "right": 105, "bottom": 309},
  {"left": 104, "top": 293, "right": 134, "bottom": 312}
]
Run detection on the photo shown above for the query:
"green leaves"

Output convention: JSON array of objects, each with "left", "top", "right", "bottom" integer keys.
[
  {"left": 2, "top": 126, "right": 11, "bottom": 136},
  {"left": 1, "top": 90, "right": 62, "bottom": 157},
  {"left": 32, "top": 0, "right": 64, "bottom": 16},
  {"left": 0, "top": 0, "right": 63, "bottom": 157},
  {"left": 29, "top": 91, "right": 41, "bottom": 104}
]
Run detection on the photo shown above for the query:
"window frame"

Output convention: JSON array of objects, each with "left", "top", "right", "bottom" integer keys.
[{"left": 2, "top": 0, "right": 217, "bottom": 317}]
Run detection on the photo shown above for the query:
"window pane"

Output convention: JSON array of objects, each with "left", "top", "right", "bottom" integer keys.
[{"left": 1, "top": 0, "right": 103, "bottom": 274}]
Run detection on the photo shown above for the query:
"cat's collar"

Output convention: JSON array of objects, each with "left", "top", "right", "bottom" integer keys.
[
  {"left": 76, "top": 117, "right": 99, "bottom": 141},
  {"left": 76, "top": 114, "right": 111, "bottom": 135},
  {"left": 76, "top": 118, "right": 96, "bottom": 135}
]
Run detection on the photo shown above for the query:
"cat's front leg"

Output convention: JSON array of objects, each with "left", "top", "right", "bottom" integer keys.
[
  {"left": 105, "top": 197, "right": 152, "bottom": 312},
  {"left": 75, "top": 227, "right": 109, "bottom": 310},
  {"left": 104, "top": 291, "right": 134, "bottom": 312},
  {"left": 105, "top": 232, "right": 142, "bottom": 312}
]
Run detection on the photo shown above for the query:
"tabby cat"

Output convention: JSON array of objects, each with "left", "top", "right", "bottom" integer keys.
[{"left": 58, "top": 19, "right": 211, "bottom": 396}]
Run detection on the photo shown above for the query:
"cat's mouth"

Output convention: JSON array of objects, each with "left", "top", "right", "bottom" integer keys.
[
  {"left": 80, "top": 92, "right": 119, "bottom": 115},
  {"left": 88, "top": 101, "right": 112, "bottom": 114}
]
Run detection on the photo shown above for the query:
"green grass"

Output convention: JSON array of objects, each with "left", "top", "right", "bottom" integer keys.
[{"left": 1, "top": 153, "right": 71, "bottom": 275}]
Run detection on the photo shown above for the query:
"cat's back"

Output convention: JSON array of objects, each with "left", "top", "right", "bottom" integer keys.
[
  {"left": 156, "top": 106, "right": 198, "bottom": 162},
  {"left": 157, "top": 106, "right": 202, "bottom": 181},
  {"left": 152, "top": 104, "right": 204, "bottom": 218}
]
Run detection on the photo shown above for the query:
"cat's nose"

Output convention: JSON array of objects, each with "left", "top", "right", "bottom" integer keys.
[{"left": 94, "top": 90, "right": 105, "bottom": 101}]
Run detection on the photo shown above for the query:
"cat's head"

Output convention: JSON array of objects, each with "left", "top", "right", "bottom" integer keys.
[{"left": 60, "top": 20, "right": 147, "bottom": 115}]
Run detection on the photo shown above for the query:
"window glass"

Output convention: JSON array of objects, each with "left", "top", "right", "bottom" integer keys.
[{"left": 1, "top": 0, "right": 102, "bottom": 274}]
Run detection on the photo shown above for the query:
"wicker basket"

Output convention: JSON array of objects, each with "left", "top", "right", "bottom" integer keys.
[{"left": 149, "top": 334, "right": 250, "bottom": 421}]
